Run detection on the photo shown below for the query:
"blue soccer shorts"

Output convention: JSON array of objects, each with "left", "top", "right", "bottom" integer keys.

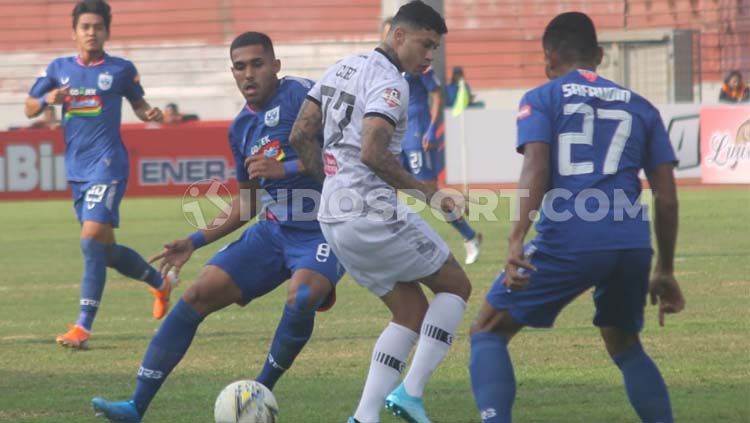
[
  {"left": 207, "top": 220, "right": 344, "bottom": 307},
  {"left": 71, "top": 180, "right": 127, "bottom": 228},
  {"left": 401, "top": 148, "right": 439, "bottom": 181},
  {"left": 486, "top": 244, "right": 653, "bottom": 333}
]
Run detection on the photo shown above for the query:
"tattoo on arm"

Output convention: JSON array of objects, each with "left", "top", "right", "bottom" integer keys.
[{"left": 290, "top": 100, "right": 325, "bottom": 183}]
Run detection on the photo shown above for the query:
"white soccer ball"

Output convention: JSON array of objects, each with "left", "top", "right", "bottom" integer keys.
[{"left": 214, "top": 380, "right": 279, "bottom": 423}]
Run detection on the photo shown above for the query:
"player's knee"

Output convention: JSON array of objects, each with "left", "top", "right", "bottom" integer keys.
[
  {"left": 600, "top": 327, "right": 640, "bottom": 357},
  {"left": 287, "top": 282, "right": 327, "bottom": 313},
  {"left": 449, "top": 269, "right": 472, "bottom": 301}
]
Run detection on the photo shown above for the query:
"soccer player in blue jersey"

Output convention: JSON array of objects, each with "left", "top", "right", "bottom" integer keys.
[
  {"left": 469, "top": 12, "right": 685, "bottom": 423},
  {"left": 24, "top": 0, "right": 172, "bottom": 350},
  {"left": 382, "top": 17, "right": 482, "bottom": 265},
  {"left": 91, "top": 31, "right": 343, "bottom": 423}
]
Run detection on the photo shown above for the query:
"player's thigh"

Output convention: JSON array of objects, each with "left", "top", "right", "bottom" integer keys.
[
  {"left": 206, "top": 222, "right": 289, "bottom": 306},
  {"left": 380, "top": 281, "right": 429, "bottom": 332},
  {"left": 74, "top": 180, "right": 127, "bottom": 233},
  {"left": 593, "top": 249, "right": 652, "bottom": 334},
  {"left": 420, "top": 254, "right": 471, "bottom": 301},
  {"left": 485, "top": 245, "right": 593, "bottom": 328},
  {"left": 182, "top": 264, "right": 244, "bottom": 317},
  {"left": 282, "top": 227, "right": 344, "bottom": 310}
]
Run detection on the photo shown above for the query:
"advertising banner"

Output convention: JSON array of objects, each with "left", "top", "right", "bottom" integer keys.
[{"left": 700, "top": 106, "right": 750, "bottom": 184}]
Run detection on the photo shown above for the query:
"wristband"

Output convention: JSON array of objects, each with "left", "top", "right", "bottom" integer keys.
[
  {"left": 283, "top": 160, "right": 300, "bottom": 176},
  {"left": 188, "top": 231, "right": 207, "bottom": 249}
]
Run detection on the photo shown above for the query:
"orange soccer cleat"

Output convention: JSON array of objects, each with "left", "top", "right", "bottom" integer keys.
[
  {"left": 56, "top": 324, "right": 90, "bottom": 349},
  {"left": 150, "top": 271, "right": 179, "bottom": 320}
]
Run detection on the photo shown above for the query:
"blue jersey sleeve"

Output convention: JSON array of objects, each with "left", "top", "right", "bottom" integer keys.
[
  {"left": 28, "top": 61, "right": 59, "bottom": 98},
  {"left": 421, "top": 69, "right": 440, "bottom": 92},
  {"left": 516, "top": 90, "right": 553, "bottom": 153},
  {"left": 643, "top": 108, "right": 678, "bottom": 170},
  {"left": 229, "top": 128, "right": 250, "bottom": 183},
  {"left": 122, "top": 62, "right": 145, "bottom": 104}
]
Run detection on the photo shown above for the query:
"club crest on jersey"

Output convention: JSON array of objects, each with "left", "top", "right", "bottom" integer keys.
[
  {"left": 264, "top": 106, "right": 280, "bottom": 127},
  {"left": 98, "top": 72, "right": 113, "bottom": 91},
  {"left": 383, "top": 88, "right": 401, "bottom": 108},
  {"left": 517, "top": 104, "right": 532, "bottom": 120}
]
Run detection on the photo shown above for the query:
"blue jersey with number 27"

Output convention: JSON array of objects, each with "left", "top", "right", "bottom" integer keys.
[{"left": 516, "top": 69, "right": 677, "bottom": 254}]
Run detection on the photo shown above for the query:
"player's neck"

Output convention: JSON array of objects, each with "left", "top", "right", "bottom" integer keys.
[
  {"left": 78, "top": 50, "right": 105, "bottom": 65},
  {"left": 555, "top": 63, "right": 596, "bottom": 78},
  {"left": 377, "top": 43, "right": 404, "bottom": 72}
]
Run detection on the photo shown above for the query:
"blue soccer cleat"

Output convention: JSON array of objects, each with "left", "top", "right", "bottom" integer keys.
[
  {"left": 384, "top": 383, "right": 432, "bottom": 423},
  {"left": 91, "top": 397, "right": 142, "bottom": 422}
]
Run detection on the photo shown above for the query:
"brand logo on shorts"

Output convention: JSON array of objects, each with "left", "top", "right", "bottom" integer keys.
[
  {"left": 264, "top": 106, "right": 280, "bottom": 127},
  {"left": 98, "top": 72, "right": 113, "bottom": 91},
  {"left": 383, "top": 88, "right": 401, "bottom": 108}
]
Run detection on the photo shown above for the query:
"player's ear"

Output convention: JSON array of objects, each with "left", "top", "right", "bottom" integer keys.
[
  {"left": 272, "top": 58, "right": 281, "bottom": 74},
  {"left": 594, "top": 46, "right": 604, "bottom": 67},
  {"left": 392, "top": 24, "right": 406, "bottom": 46}
]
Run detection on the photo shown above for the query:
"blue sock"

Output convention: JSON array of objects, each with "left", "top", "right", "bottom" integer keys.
[
  {"left": 450, "top": 217, "right": 477, "bottom": 241},
  {"left": 614, "top": 343, "right": 673, "bottom": 423},
  {"left": 132, "top": 299, "right": 204, "bottom": 415},
  {"left": 469, "top": 331, "right": 515, "bottom": 423},
  {"left": 256, "top": 303, "right": 315, "bottom": 390},
  {"left": 75, "top": 239, "right": 108, "bottom": 331},
  {"left": 107, "top": 244, "right": 163, "bottom": 289}
]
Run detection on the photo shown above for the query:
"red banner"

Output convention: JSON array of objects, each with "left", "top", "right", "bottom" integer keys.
[
  {"left": 0, "top": 121, "right": 238, "bottom": 200},
  {"left": 700, "top": 106, "right": 750, "bottom": 184}
]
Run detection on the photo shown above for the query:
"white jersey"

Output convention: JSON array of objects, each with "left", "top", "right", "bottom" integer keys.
[{"left": 308, "top": 49, "right": 409, "bottom": 223}]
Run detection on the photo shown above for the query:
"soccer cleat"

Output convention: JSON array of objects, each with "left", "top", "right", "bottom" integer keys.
[
  {"left": 464, "top": 232, "right": 483, "bottom": 265},
  {"left": 91, "top": 397, "right": 142, "bottom": 423},
  {"left": 150, "top": 270, "right": 179, "bottom": 320},
  {"left": 346, "top": 417, "right": 362, "bottom": 423},
  {"left": 55, "top": 324, "right": 90, "bottom": 349},
  {"left": 385, "top": 383, "right": 432, "bottom": 423}
]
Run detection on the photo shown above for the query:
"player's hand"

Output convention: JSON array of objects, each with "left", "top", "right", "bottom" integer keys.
[
  {"left": 503, "top": 238, "right": 536, "bottom": 291},
  {"left": 45, "top": 85, "right": 70, "bottom": 105},
  {"left": 148, "top": 238, "right": 194, "bottom": 278},
  {"left": 649, "top": 272, "right": 685, "bottom": 327},
  {"left": 421, "top": 124, "right": 437, "bottom": 151},
  {"left": 421, "top": 136, "right": 434, "bottom": 151},
  {"left": 245, "top": 155, "right": 286, "bottom": 180},
  {"left": 144, "top": 107, "right": 163, "bottom": 122}
]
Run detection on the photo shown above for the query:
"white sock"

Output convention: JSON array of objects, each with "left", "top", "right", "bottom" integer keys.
[
  {"left": 354, "top": 322, "right": 418, "bottom": 423},
  {"left": 403, "top": 292, "right": 466, "bottom": 398}
]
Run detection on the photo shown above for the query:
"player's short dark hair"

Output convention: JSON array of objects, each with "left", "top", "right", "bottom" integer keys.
[
  {"left": 393, "top": 1, "right": 447, "bottom": 35},
  {"left": 542, "top": 12, "right": 598, "bottom": 63},
  {"left": 230, "top": 32, "right": 275, "bottom": 58},
  {"left": 72, "top": 0, "right": 112, "bottom": 32}
]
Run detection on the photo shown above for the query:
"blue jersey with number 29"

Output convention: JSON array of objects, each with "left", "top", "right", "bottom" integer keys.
[{"left": 516, "top": 69, "right": 677, "bottom": 254}]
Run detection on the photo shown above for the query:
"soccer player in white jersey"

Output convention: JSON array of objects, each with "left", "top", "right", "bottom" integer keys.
[{"left": 290, "top": 2, "right": 471, "bottom": 423}]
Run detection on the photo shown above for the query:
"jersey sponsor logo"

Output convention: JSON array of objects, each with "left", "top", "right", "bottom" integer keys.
[
  {"left": 97, "top": 72, "right": 113, "bottom": 91},
  {"left": 517, "top": 104, "right": 532, "bottom": 120},
  {"left": 383, "top": 88, "right": 401, "bottom": 108},
  {"left": 251, "top": 136, "right": 286, "bottom": 161},
  {"left": 65, "top": 94, "right": 103, "bottom": 119},
  {"left": 264, "top": 106, "right": 280, "bottom": 127},
  {"left": 323, "top": 153, "right": 338, "bottom": 175},
  {"left": 578, "top": 69, "right": 598, "bottom": 82}
]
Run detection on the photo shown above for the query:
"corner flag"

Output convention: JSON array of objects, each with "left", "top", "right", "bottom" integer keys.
[{"left": 452, "top": 79, "right": 470, "bottom": 117}]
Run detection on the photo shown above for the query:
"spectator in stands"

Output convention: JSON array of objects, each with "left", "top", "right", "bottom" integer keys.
[
  {"left": 30, "top": 106, "right": 61, "bottom": 129},
  {"left": 445, "top": 66, "right": 484, "bottom": 109},
  {"left": 719, "top": 70, "right": 750, "bottom": 103},
  {"left": 163, "top": 102, "right": 199, "bottom": 124}
]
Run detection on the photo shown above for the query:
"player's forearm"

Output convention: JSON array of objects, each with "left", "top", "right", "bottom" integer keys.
[
  {"left": 509, "top": 146, "right": 549, "bottom": 243},
  {"left": 199, "top": 194, "right": 256, "bottom": 245},
  {"left": 652, "top": 192, "right": 678, "bottom": 273},
  {"left": 290, "top": 101, "right": 325, "bottom": 182},
  {"left": 429, "top": 91, "right": 443, "bottom": 125},
  {"left": 361, "top": 123, "right": 432, "bottom": 197},
  {"left": 24, "top": 97, "right": 45, "bottom": 118}
]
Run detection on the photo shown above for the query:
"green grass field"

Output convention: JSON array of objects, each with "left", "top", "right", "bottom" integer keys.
[{"left": 0, "top": 188, "right": 748, "bottom": 422}]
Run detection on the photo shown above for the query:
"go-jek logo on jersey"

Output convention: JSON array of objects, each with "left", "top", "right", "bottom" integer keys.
[
  {"left": 251, "top": 135, "right": 286, "bottom": 161},
  {"left": 65, "top": 87, "right": 102, "bottom": 119}
]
